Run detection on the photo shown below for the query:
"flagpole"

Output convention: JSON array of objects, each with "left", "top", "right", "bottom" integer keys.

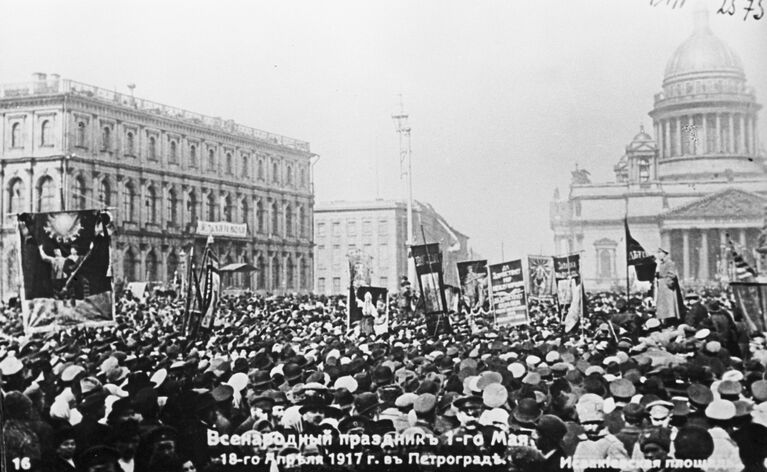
[{"left": 625, "top": 192, "right": 630, "bottom": 301}]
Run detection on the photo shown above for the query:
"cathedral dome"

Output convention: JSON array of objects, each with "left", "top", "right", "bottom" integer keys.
[{"left": 663, "top": 10, "right": 744, "bottom": 84}]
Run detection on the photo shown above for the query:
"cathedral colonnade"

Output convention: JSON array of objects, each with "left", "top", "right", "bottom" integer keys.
[{"left": 655, "top": 111, "right": 757, "bottom": 158}]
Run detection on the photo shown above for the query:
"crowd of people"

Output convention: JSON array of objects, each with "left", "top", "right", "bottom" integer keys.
[{"left": 1, "top": 281, "right": 766, "bottom": 472}]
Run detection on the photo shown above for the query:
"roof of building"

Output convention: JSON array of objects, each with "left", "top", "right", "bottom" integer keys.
[{"left": 663, "top": 188, "right": 767, "bottom": 219}]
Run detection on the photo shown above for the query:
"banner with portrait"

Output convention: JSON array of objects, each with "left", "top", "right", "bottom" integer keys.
[
  {"left": 457, "top": 260, "right": 488, "bottom": 310},
  {"left": 17, "top": 210, "right": 114, "bottom": 333},
  {"left": 347, "top": 250, "right": 374, "bottom": 328},
  {"left": 554, "top": 253, "right": 581, "bottom": 306},
  {"left": 411, "top": 243, "right": 450, "bottom": 335},
  {"left": 348, "top": 286, "right": 389, "bottom": 336},
  {"left": 527, "top": 255, "right": 555, "bottom": 301},
  {"left": 731, "top": 282, "right": 767, "bottom": 333},
  {"left": 489, "top": 259, "right": 529, "bottom": 327}
]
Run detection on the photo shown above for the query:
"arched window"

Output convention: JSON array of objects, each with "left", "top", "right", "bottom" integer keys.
[
  {"left": 146, "top": 186, "right": 158, "bottom": 223},
  {"left": 126, "top": 131, "right": 135, "bottom": 155},
  {"left": 167, "top": 252, "right": 179, "bottom": 282},
  {"left": 146, "top": 251, "right": 158, "bottom": 281},
  {"left": 242, "top": 154, "right": 249, "bottom": 177},
  {"left": 223, "top": 195, "right": 233, "bottom": 222},
  {"left": 190, "top": 145, "right": 197, "bottom": 167},
  {"left": 98, "top": 179, "right": 111, "bottom": 206},
  {"left": 257, "top": 255, "right": 266, "bottom": 288},
  {"left": 8, "top": 178, "right": 25, "bottom": 213},
  {"left": 285, "top": 205, "right": 293, "bottom": 237},
  {"left": 638, "top": 159, "right": 650, "bottom": 182},
  {"left": 208, "top": 149, "right": 216, "bottom": 171},
  {"left": 11, "top": 123, "right": 21, "bottom": 148},
  {"left": 168, "top": 188, "right": 178, "bottom": 225},
  {"left": 599, "top": 250, "right": 612, "bottom": 278},
  {"left": 148, "top": 136, "right": 157, "bottom": 160},
  {"left": 206, "top": 192, "right": 216, "bottom": 220},
  {"left": 76, "top": 122, "right": 86, "bottom": 148},
  {"left": 272, "top": 162, "right": 279, "bottom": 183},
  {"left": 286, "top": 257, "right": 294, "bottom": 289},
  {"left": 257, "top": 201, "right": 264, "bottom": 233},
  {"left": 187, "top": 190, "right": 198, "bottom": 223},
  {"left": 225, "top": 152, "right": 232, "bottom": 174},
  {"left": 169, "top": 140, "right": 178, "bottom": 163},
  {"left": 300, "top": 168, "right": 306, "bottom": 187},
  {"left": 41, "top": 120, "right": 52, "bottom": 146},
  {"left": 297, "top": 205, "right": 305, "bottom": 238},
  {"left": 37, "top": 176, "right": 56, "bottom": 212},
  {"left": 124, "top": 182, "right": 137, "bottom": 222},
  {"left": 123, "top": 248, "right": 137, "bottom": 282},
  {"left": 300, "top": 258, "right": 308, "bottom": 289},
  {"left": 74, "top": 177, "right": 86, "bottom": 210},
  {"left": 240, "top": 198, "right": 249, "bottom": 225},
  {"left": 286, "top": 165, "right": 293, "bottom": 185},
  {"left": 271, "top": 202, "right": 279, "bottom": 236},
  {"left": 258, "top": 160, "right": 264, "bottom": 180},
  {"left": 272, "top": 256, "right": 281, "bottom": 290},
  {"left": 102, "top": 127, "right": 111, "bottom": 151}
]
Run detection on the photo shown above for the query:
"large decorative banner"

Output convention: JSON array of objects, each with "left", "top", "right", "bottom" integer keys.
[
  {"left": 554, "top": 253, "right": 581, "bottom": 306},
  {"left": 199, "top": 236, "right": 220, "bottom": 331},
  {"left": 348, "top": 286, "right": 389, "bottom": 335},
  {"left": 17, "top": 210, "right": 114, "bottom": 333},
  {"left": 527, "top": 255, "right": 555, "bottom": 300},
  {"left": 457, "top": 260, "right": 489, "bottom": 310},
  {"left": 488, "top": 259, "right": 529, "bottom": 327},
  {"left": 731, "top": 282, "right": 767, "bottom": 333},
  {"left": 347, "top": 249, "right": 374, "bottom": 328},
  {"left": 411, "top": 243, "right": 450, "bottom": 335}
]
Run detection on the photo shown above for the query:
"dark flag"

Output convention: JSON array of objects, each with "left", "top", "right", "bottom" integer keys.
[
  {"left": 726, "top": 234, "right": 757, "bottom": 281},
  {"left": 17, "top": 210, "right": 114, "bottom": 333},
  {"left": 625, "top": 218, "right": 656, "bottom": 282},
  {"left": 411, "top": 243, "right": 451, "bottom": 336},
  {"left": 199, "top": 235, "right": 220, "bottom": 330}
]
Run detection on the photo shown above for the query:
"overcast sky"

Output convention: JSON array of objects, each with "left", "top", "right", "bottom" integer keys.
[{"left": 1, "top": 0, "right": 765, "bottom": 261}]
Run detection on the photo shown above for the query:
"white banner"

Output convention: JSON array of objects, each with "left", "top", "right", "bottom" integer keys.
[{"left": 196, "top": 221, "right": 248, "bottom": 238}]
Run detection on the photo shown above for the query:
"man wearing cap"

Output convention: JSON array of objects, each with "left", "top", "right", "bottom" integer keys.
[
  {"left": 72, "top": 390, "right": 111, "bottom": 457},
  {"left": 572, "top": 394, "right": 629, "bottom": 472},
  {"left": 654, "top": 248, "right": 684, "bottom": 322},
  {"left": 704, "top": 400, "right": 744, "bottom": 472},
  {"left": 536, "top": 414, "right": 568, "bottom": 472}
]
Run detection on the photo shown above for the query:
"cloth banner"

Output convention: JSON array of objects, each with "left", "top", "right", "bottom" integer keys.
[
  {"left": 554, "top": 254, "right": 581, "bottom": 306},
  {"left": 731, "top": 282, "right": 767, "bottom": 333},
  {"left": 347, "top": 250, "right": 374, "bottom": 327},
  {"left": 411, "top": 243, "right": 450, "bottom": 335},
  {"left": 18, "top": 210, "right": 114, "bottom": 333},
  {"left": 625, "top": 219, "right": 657, "bottom": 282},
  {"left": 348, "top": 286, "right": 389, "bottom": 336},
  {"left": 528, "top": 255, "right": 555, "bottom": 300},
  {"left": 488, "top": 259, "right": 529, "bottom": 327},
  {"left": 456, "top": 260, "right": 489, "bottom": 311},
  {"left": 199, "top": 236, "right": 220, "bottom": 330}
]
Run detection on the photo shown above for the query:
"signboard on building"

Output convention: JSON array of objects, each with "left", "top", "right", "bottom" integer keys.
[{"left": 196, "top": 221, "right": 248, "bottom": 238}]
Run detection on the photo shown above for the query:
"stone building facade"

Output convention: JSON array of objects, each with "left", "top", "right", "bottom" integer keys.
[
  {"left": 550, "top": 11, "right": 766, "bottom": 290},
  {"left": 313, "top": 200, "right": 470, "bottom": 295},
  {"left": 0, "top": 74, "right": 315, "bottom": 300}
]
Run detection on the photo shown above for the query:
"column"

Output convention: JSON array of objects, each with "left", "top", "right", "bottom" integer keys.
[
  {"left": 139, "top": 179, "right": 146, "bottom": 228},
  {"left": 180, "top": 185, "right": 188, "bottom": 229},
  {"left": 739, "top": 228, "right": 747, "bottom": 247},
  {"left": 699, "top": 230, "right": 709, "bottom": 280},
  {"left": 161, "top": 247, "right": 169, "bottom": 284},
  {"left": 751, "top": 116, "right": 758, "bottom": 157},
  {"left": 655, "top": 122, "right": 661, "bottom": 158},
  {"left": 661, "top": 231, "right": 671, "bottom": 252},
  {"left": 715, "top": 113, "right": 721, "bottom": 153},
  {"left": 116, "top": 177, "right": 124, "bottom": 224},
  {"left": 663, "top": 120, "right": 670, "bottom": 158},
  {"left": 700, "top": 114, "right": 708, "bottom": 154},
  {"left": 676, "top": 117, "right": 682, "bottom": 157},
  {"left": 139, "top": 247, "right": 148, "bottom": 281},
  {"left": 739, "top": 114, "right": 746, "bottom": 154},
  {"left": 682, "top": 230, "right": 690, "bottom": 281},
  {"left": 728, "top": 113, "right": 735, "bottom": 154},
  {"left": 161, "top": 182, "right": 168, "bottom": 227}
]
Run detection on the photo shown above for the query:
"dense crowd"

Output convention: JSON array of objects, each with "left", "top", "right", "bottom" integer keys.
[{"left": 1, "top": 282, "right": 766, "bottom": 472}]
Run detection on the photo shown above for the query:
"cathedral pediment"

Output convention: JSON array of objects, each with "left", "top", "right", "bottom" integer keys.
[{"left": 664, "top": 188, "right": 766, "bottom": 219}]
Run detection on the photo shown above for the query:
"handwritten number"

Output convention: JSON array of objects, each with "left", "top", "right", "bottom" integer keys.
[
  {"left": 718, "top": 0, "right": 736, "bottom": 15},
  {"left": 755, "top": 0, "right": 764, "bottom": 19}
]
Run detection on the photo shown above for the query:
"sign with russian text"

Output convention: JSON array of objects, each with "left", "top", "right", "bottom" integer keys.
[
  {"left": 196, "top": 220, "right": 248, "bottom": 238},
  {"left": 554, "top": 253, "right": 581, "bottom": 306},
  {"left": 489, "top": 259, "right": 529, "bottom": 327}
]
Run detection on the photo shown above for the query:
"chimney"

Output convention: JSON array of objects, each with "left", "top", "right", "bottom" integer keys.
[{"left": 32, "top": 72, "right": 47, "bottom": 81}]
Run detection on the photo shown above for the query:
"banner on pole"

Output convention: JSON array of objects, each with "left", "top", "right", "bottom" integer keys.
[
  {"left": 527, "top": 255, "right": 555, "bottom": 301},
  {"left": 348, "top": 286, "right": 389, "bottom": 335},
  {"left": 199, "top": 236, "right": 220, "bottom": 330},
  {"left": 488, "top": 259, "right": 529, "bottom": 327},
  {"left": 411, "top": 243, "right": 450, "bottom": 335},
  {"left": 18, "top": 210, "right": 114, "bottom": 333},
  {"left": 731, "top": 282, "right": 767, "bottom": 333},
  {"left": 347, "top": 250, "right": 374, "bottom": 328},
  {"left": 554, "top": 254, "right": 581, "bottom": 306},
  {"left": 457, "top": 260, "right": 489, "bottom": 310}
]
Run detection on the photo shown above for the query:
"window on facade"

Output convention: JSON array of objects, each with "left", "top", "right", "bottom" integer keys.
[
  {"left": 169, "top": 140, "right": 178, "bottom": 163},
  {"left": 241, "top": 199, "right": 249, "bottom": 225},
  {"left": 11, "top": 123, "right": 21, "bottom": 148},
  {"left": 98, "top": 180, "right": 110, "bottom": 206},
  {"left": 167, "top": 252, "right": 179, "bottom": 282},
  {"left": 224, "top": 195, "right": 233, "bottom": 222},
  {"left": 347, "top": 220, "right": 357, "bottom": 237},
  {"left": 300, "top": 258, "right": 307, "bottom": 289},
  {"left": 74, "top": 177, "right": 86, "bottom": 210},
  {"left": 332, "top": 222, "right": 341, "bottom": 238},
  {"left": 380, "top": 276, "right": 388, "bottom": 288},
  {"left": 187, "top": 191, "right": 198, "bottom": 223},
  {"left": 286, "top": 205, "right": 293, "bottom": 237},
  {"left": 318, "top": 277, "right": 326, "bottom": 294},
  {"left": 332, "top": 277, "right": 341, "bottom": 294},
  {"left": 123, "top": 249, "right": 137, "bottom": 282},
  {"left": 75, "top": 122, "right": 86, "bottom": 148},
  {"left": 286, "top": 258, "right": 294, "bottom": 289},
  {"left": 598, "top": 250, "right": 613, "bottom": 278},
  {"left": 8, "top": 179, "right": 25, "bottom": 214},
  {"left": 257, "top": 201, "right": 264, "bottom": 233},
  {"left": 146, "top": 186, "right": 158, "bottom": 223},
  {"left": 362, "top": 219, "right": 372, "bottom": 235},
  {"left": 378, "top": 244, "right": 389, "bottom": 267},
  {"left": 208, "top": 149, "right": 216, "bottom": 171},
  {"left": 297, "top": 206, "right": 305, "bottom": 238},
  {"left": 378, "top": 219, "right": 388, "bottom": 236},
  {"left": 317, "top": 245, "right": 326, "bottom": 270},
  {"left": 124, "top": 182, "right": 137, "bottom": 221},
  {"left": 190, "top": 145, "right": 197, "bottom": 167},
  {"left": 300, "top": 168, "right": 306, "bottom": 187},
  {"left": 126, "top": 131, "right": 135, "bottom": 155},
  {"left": 271, "top": 202, "right": 279, "bottom": 235},
  {"left": 102, "top": 127, "right": 111, "bottom": 151},
  {"left": 206, "top": 193, "right": 216, "bottom": 221},
  {"left": 242, "top": 154, "right": 249, "bottom": 177},
  {"left": 148, "top": 136, "right": 157, "bottom": 160},
  {"left": 37, "top": 176, "right": 56, "bottom": 212},
  {"left": 332, "top": 245, "right": 341, "bottom": 271},
  {"left": 272, "top": 257, "right": 281, "bottom": 290},
  {"left": 638, "top": 159, "right": 650, "bottom": 182},
  {"left": 257, "top": 256, "right": 266, "bottom": 288},
  {"left": 286, "top": 165, "right": 293, "bottom": 185},
  {"left": 272, "top": 162, "right": 279, "bottom": 183},
  {"left": 225, "top": 153, "right": 233, "bottom": 174},
  {"left": 168, "top": 189, "right": 178, "bottom": 225},
  {"left": 146, "top": 251, "right": 158, "bottom": 281},
  {"left": 258, "top": 160, "right": 264, "bottom": 180},
  {"left": 41, "top": 120, "right": 52, "bottom": 146},
  {"left": 317, "top": 222, "right": 326, "bottom": 238}
]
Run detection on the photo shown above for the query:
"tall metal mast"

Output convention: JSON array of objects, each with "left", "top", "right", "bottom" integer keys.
[{"left": 392, "top": 96, "right": 415, "bottom": 281}]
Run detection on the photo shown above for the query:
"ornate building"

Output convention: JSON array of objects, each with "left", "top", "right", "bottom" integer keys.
[
  {"left": 313, "top": 200, "right": 470, "bottom": 295},
  {"left": 551, "top": 10, "right": 766, "bottom": 290},
  {"left": 0, "top": 74, "right": 315, "bottom": 300}
]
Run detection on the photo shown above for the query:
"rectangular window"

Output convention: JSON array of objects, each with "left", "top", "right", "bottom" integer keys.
[
  {"left": 362, "top": 219, "right": 372, "bottom": 235},
  {"left": 332, "top": 277, "right": 341, "bottom": 294},
  {"left": 318, "top": 277, "right": 326, "bottom": 294},
  {"left": 317, "top": 245, "right": 326, "bottom": 270},
  {"left": 317, "top": 222, "right": 326, "bottom": 238},
  {"left": 347, "top": 220, "right": 357, "bottom": 237},
  {"left": 378, "top": 219, "right": 388, "bottom": 236},
  {"left": 378, "top": 244, "right": 389, "bottom": 268},
  {"left": 332, "top": 245, "right": 341, "bottom": 270},
  {"left": 380, "top": 276, "right": 388, "bottom": 288}
]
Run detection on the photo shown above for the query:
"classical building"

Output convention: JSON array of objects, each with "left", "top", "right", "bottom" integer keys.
[
  {"left": 313, "top": 200, "right": 470, "bottom": 295},
  {"left": 550, "top": 10, "right": 767, "bottom": 290},
  {"left": 0, "top": 74, "right": 315, "bottom": 300}
]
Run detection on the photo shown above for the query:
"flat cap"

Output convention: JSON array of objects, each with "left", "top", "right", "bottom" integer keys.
[
  {"left": 413, "top": 393, "right": 437, "bottom": 414},
  {"left": 483, "top": 383, "right": 508, "bottom": 409},
  {"left": 705, "top": 399, "right": 736, "bottom": 421},
  {"left": 609, "top": 379, "right": 636, "bottom": 399}
]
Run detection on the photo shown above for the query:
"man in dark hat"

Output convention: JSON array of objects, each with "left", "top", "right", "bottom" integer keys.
[
  {"left": 47, "top": 426, "right": 77, "bottom": 472},
  {"left": 535, "top": 414, "right": 568, "bottom": 472},
  {"left": 615, "top": 403, "right": 645, "bottom": 457},
  {"left": 145, "top": 425, "right": 183, "bottom": 472},
  {"left": 72, "top": 391, "right": 111, "bottom": 457},
  {"left": 76, "top": 445, "right": 121, "bottom": 472},
  {"left": 109, "top": 420, "right": 140, "bottom": 472},
  {"left": 654, "top": 248, "right": 684, "bottom": 323}
]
